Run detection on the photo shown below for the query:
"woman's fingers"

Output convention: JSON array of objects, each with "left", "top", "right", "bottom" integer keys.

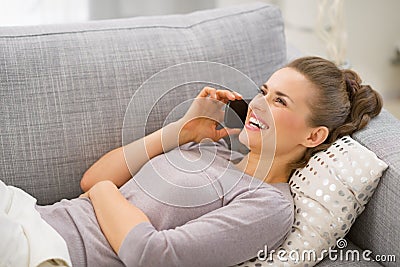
[
  {"left": 198, "top": 87, "right": 217, "bottom": 98},
  {"left": 188, "top": 87, "right": 243, "bottom": 123},
  {"left": 232, "top": 91, "right": 243, "bottom": 99},
  {"left": 216, "top": 90, "right": 242, "bottom": 103},
  {"left": 216, "top": 90, "right": 234, "bottom": 102},
  {"left": 198, "top": 87, "right": 242, "bottom": 102}
]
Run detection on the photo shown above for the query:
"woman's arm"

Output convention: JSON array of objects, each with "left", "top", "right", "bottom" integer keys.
[
  {"left": 81, "top": 87, "right": 242, "bottom": 192},
  {"left": 80, "top": 120, "right": 187, "bottom": 192}
]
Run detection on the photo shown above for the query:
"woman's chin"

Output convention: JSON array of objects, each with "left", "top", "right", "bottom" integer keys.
[
  {"left": 238, "top": 128, "right": 258, "bottom": 150},
  {"left": 238, "top": 127, "right": 274, "bottom": 153},
  {"left": 238, "top": 129, "right": 248, "bottom": 147}
]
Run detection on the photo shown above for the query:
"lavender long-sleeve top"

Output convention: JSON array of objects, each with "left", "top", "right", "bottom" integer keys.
[{"left": 36, "top": 140, "right": 294, "bottom": 267}]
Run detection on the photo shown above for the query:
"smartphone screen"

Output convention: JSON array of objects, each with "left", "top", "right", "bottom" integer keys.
[{"left": 224, "top": 99, "right": 251, "bottom": 128}]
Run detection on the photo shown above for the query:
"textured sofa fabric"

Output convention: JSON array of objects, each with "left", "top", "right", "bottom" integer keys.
[
  {"left": 1, "top": 2, "right": 399, "bottom": 267},
  {"left": 314, "top": 109, "right": 400, "bottom": 267},
  {"left": 347, "top": 110, "right": 400, "bottom": 266}
]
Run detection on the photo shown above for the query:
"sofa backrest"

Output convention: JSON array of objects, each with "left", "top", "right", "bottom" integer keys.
[
  {"left": 349, "top": 110, "right": 400, "bottom": 265},
  {"left": 0, "top": 3, "right": 286, "bottom": 204}
]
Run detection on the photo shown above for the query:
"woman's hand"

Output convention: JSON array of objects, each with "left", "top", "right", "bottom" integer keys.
[
  {"left": 79, "top": 180, "right": 112, "bottom": 199},
  {"left": 79, "top": 180, "right": 150, "bottom": 254},
  {"left": 79, "top": 191, "right": 90, "bottom": 198},
  {"left": 177, "top": 87, "right": 243, "bottom": 144}
]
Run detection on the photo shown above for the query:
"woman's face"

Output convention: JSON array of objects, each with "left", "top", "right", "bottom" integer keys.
[{"left": 238, "top": 67, "right": 318, "bottom": 158}]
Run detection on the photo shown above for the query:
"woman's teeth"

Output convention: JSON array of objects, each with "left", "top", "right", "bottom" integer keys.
[{"left": 249, "top": 117, "right": 267, "bottom": 129}]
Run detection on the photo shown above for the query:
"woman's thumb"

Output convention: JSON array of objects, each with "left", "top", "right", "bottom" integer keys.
[{"left": 218, "top": 127, "right": 241, "bottom": 139}]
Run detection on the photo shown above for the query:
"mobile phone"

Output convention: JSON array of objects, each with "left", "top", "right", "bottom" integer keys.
[{"left": 224, "top": 99, "right": 251, "bottom": 128}]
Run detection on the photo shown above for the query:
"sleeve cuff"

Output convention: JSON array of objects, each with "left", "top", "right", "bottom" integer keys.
[{"left": 118, "top": 221, "right": 156, "bottom": 265}]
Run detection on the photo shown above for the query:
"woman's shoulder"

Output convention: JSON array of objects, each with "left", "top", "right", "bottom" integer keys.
[
  {"left": 220, "top": 182, "right": 294, "bottom": 237},
  {"left": 224, "top": 179, "right": 293, "bottom": 209},
  {"left": 268, "top": 182, "right": 294, "bottom": 205},
  {"left": 249, "top": 182, "right": 293, "bottom": 204}
]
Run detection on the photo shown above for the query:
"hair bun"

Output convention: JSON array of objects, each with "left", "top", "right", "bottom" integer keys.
[
  {"left": 342, "top": 69, "right": 361, "bottom": 102},
  {"left": 345, "top": 77, "right": 357, "bottom": 101}
]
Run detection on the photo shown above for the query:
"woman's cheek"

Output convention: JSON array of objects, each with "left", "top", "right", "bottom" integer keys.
[{"left": 273, "top": 109, "right": 305, "bottom": 136}]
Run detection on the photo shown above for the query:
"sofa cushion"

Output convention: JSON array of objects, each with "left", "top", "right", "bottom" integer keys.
[{"left": 0, "top": 3, "right": 286, "bottom": 204}]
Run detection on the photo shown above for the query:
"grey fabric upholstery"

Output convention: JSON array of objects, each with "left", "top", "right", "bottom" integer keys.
[
  {"left": 348, "top": 109, "right": 400, "bottom": 267},
  {"left": 1, "top": 2, "right": 399, "bottom": 266}
]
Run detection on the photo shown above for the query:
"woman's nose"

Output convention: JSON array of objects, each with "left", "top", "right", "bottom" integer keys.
[{"left": 250, "top": 95, "right": 270, "bottom": 111}]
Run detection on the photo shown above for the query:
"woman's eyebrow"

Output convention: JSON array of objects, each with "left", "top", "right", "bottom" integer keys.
[{"left": 262, "top": 84, "right": 295, "bottom": 104}]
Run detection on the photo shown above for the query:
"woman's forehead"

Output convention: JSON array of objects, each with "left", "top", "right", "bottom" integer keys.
[{"left": 267, "top": 68, "right": 315, "bottom": 94}]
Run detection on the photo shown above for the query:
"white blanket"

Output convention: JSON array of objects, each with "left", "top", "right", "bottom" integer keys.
[{"left": 0, "top": 180, "right": 72, "bottom": 267}]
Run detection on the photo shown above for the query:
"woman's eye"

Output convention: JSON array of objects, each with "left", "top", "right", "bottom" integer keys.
[
  {"left": 258, "top": 88, "right": 267, "bottom": 96},
  {"left": 275, "top": 97, "right": 287, "bottom": 106}
]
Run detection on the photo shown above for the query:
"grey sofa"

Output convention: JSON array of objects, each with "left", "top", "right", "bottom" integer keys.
[{"left": 1, "top": 2, "right": 399, "bottom": 266}]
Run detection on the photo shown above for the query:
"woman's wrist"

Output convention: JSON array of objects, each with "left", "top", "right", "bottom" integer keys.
[
  {"left": 172, "top": 119, "right": 194, "bottom": 145},
  {"left": 88, "top": 180, "right": 117, "bottom": 199}
]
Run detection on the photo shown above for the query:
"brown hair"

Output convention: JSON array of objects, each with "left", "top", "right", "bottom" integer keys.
[{"left": 287, "top": 56, "right": 383, "bottom": 169}]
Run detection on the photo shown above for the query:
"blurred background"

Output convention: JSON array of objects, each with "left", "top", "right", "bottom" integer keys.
[{"left": 1, "top": 0, "right": 399, "bottom": 118}]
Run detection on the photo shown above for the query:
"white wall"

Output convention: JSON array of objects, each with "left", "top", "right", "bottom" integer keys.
[
  {"left": 0, "top": 0, "right": 89, "bottom": 26},
  {"left": 217, "top": 0, "right": 280, "bottom": 7},
  {"left": 280, "top": 0, "right": 400, "bottom": 98},
  {"left": 89, "top": 0, "right": 215, "bottom": 20},
  {"left": 345, "top": 0, "right": 400, "bottom": 98}
]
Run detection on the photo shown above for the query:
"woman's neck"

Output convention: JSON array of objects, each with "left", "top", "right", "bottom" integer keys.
[{"left": 234, "top": 151, "right": 291, "bottom": 184}]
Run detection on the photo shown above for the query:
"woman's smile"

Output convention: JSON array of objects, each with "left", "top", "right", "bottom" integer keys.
[{"left": 244, "top": 110, "right": 270, "bottom": 131}]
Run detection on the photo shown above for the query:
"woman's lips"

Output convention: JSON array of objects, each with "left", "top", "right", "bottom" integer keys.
[
  {"left": 244, "top": 111, "right": 269, "bottom": 131},
  {"left": 244, "top": 122, "right": 261, "bottom": 131}
]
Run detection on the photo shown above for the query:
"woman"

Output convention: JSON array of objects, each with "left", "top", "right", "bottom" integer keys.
[{"left": 4, "top": 56, "right": 383, "bottom": 267}]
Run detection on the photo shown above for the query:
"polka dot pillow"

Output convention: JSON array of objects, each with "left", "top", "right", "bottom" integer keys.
[{"left": 236, "top": 135, "right": 388, "bottom": 267}]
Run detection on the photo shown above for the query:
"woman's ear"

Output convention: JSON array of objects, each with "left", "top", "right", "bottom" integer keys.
[{"left": 304, "top": 126, "right": 329, "bottom": 148}]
